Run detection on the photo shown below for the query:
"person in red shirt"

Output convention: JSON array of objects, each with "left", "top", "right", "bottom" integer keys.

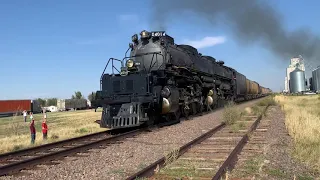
[
  {"left": 30, "top": 119, "right": 36, "bottom": 144},
  {"left": 42, "top": 118, "right": 48, "bottom": 141}
]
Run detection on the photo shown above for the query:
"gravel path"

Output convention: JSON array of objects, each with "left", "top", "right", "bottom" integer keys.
[
  {"left": 262, "top": 105, "right": 319, "bottom": 179},
  {"left": 230, "top": 105, "right": 320, "bottom": 180},
  {"left": 1, "top": 98, "right": 263, "bottom": 180}
]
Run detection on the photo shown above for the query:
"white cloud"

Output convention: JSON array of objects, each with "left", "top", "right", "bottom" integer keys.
[{"left": 182, "top": 36, "right": 226, "bottom": 49}]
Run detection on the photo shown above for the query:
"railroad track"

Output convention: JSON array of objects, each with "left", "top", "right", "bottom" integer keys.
[
  {"left": 0, "top": 97, "right": 267, "bottom": 178},
  {"left": 126, "top": 105, "right": 270, "bottom": 180},
  {"left": 0, "top": 127, "right": 145, "bottom": 176}
]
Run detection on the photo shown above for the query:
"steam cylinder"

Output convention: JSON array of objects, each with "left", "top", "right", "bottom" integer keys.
[{"left": 289, "top": 69, "right": 306, "bottom": 93}]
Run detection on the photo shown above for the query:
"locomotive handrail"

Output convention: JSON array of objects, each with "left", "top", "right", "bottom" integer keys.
[
  {"left": 100, "top": 57, "right": 123, "bottom": 90},
  {"left": 99, "top": 52, "right": 165, "bottom": 90},
  {"left": 122, "top": 51, "right": 165, "bottom": 73}
]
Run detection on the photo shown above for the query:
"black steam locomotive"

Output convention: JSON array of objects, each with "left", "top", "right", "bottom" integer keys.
[{"left": 94, "top": 30, "right": 271, "bottom": 129}]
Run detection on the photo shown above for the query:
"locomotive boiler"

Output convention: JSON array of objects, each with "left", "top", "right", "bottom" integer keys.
[{"left": 94, "top": 30, "right": 271, "bottom": 129}]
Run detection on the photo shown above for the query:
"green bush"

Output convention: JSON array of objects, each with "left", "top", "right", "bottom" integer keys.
[
  {"left": 223, "top": 101, "right": 241, "bottom": 125},
  {"left": 75, "top": 128, "right": 89, "bottom": 134}
]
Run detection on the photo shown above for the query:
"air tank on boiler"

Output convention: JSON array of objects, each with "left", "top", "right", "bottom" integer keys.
[{"left": 289, "top": 68, "right": 306, "bottom": 93}]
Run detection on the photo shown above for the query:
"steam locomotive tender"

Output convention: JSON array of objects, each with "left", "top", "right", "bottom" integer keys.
[{"left": 95, "top": 30, "right": 268, "bottom": 129}]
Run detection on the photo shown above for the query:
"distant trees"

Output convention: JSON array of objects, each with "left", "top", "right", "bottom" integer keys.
[
  {"left": 35, "top": 91, "right": 89, "bottom": 107},
  {"left": 47, "top": 98, "right": 57, "bottom": 106},
  {"left": 36, "top": 98, "right": 46, "bottom": 107},
  {"left": 36, "top": 98, "right": 57, "bottom": 107},
  {"left": 88, "top": 92, "right": 96, "bottom": 102},
  {"left": 71, "top": 91, "right": 84, "bottom": 99}
]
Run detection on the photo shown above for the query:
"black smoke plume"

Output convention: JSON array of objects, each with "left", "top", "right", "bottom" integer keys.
[{"left": 151, "top": 0, "right": 320, "bottom": 67}]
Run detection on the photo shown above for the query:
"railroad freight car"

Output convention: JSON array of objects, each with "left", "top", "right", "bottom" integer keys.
[
  {"left": 57, "top": 99, "right": 88, "bottom": 111},
  {"left": 94, "top": 30, "right": 272, "bottom": 130},
  {"left": 0, "top": 100, "right": 42, "bottom": 116},
  {"left": 245, "top": 79, "right": 260, "bottom": 99}
]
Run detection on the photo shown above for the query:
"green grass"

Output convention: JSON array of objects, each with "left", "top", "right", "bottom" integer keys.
[
  {"left": 265, "top": 168, "right": 288, "bottom": 179},
  {"left": 0, "top": 109, "right": 105, "bottom": 154},
  {"left": 158, "top": 166, "right": 214, "bottom": 179},
  {"left": 230, "top": 156, "right": 265, "bottom": 178},
  {"left": 230, "top": 121, "right": 246, "bottom": 133}
]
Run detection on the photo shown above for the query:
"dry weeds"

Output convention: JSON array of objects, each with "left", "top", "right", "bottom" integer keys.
[
  {"left": 0, "top": 109, "right": 104, "bottom": 154},
  {"left": 275, "top": 95, "right": 320, "bottom": 172},
  {"left": 222, "top": 101, "right": 242, "bottom": 125}
]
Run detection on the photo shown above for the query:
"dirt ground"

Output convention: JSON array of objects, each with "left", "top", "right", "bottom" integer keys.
[{"left": 230, "top": 105, "right": 320, "bottom": 180}]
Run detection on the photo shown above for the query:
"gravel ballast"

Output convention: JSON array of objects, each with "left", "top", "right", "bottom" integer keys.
[
  {"left": 262, "top": 106, "right": 319, "bottom": 179},
  {"left": 1, "top": 99, "right": 264, "bottom": 180},
  {"left": 230, "top": 105, "right": 319, "bottom": 179}
]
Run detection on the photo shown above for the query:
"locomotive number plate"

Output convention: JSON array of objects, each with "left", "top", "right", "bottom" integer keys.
[{"left": 151, "top": 31, "right": 166, "bottom": 37}]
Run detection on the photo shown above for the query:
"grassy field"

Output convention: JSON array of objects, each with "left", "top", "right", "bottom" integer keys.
[
  {"left": 0, "top": 108, "right": 105, "bottom": 154},
  {"left": 275, "top": 94, "right": 320, "bottom": 172}
]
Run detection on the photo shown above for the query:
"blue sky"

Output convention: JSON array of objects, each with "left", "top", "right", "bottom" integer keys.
[{"left": 0, "top": 0, "right": 319, "bottom": 100}]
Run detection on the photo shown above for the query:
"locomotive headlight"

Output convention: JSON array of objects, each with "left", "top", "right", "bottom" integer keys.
[
  {"left": 126, "top": 59, "right": 134, "bottom": 68},
  {"left": 132, "top": 34, "right": 138, "bottom": 42},
  {"left": 140, "top": 30, "right": 150, "bottom": 39}
]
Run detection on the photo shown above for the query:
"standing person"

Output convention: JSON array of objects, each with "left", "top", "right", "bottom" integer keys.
[
  {"left": 42, "top": 117, "right": 48, "bottom": 141},
  {"left": 29, "top": 112, "right": 33, "bottom": 121},
  {"left": 23, "top": 110, "right": 27, "bottom": 122},
  {"left": 30, "top": 118, "right": 36, "bottom": 144},
  {"left": 43, "top": 109, "right": 47, "bottom": 119}
]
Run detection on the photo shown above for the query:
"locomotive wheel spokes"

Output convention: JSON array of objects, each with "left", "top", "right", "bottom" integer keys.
[
  {"left": 171, "top": 109, "right": 181, "bottom": 122},
  {"left": 146, "top": 114, "right": 158, "bottom": 127},
  {"left": 181, "top": 104, "right": 190, "bottom": 120},
  {"left": 191, "top": 102, "right": 197, "bottom": 115},
  {"left": 197, "top": 101, "right": 204, "bottom": 116}
]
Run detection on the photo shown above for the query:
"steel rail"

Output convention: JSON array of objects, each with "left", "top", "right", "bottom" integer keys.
[
  {"left": 0, "top": 130, "right": 111, "bottom": 161},
  {"left": 126, "top": 123, "right": 226, "bottom": 180},
  {"left": 212, "top": 105, "right": 269, "bottom": 180},
  {"left": 126, "top": 105, "right": 269, "bottom": 180},
  {"left": 0, "top": 129, "right": 142, "bottom": 176}
]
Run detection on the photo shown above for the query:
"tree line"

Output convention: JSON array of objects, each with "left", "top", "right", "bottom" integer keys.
[{"left": 36, "top": 91, "right": 97, "bottom": 107}]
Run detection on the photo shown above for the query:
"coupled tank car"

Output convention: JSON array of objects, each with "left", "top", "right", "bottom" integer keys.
[{"left": 289, "top": 68, "right": 306, "bottom": 93}]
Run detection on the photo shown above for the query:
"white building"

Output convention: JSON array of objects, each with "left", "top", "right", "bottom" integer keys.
[
  {"left": 45, "top": 106, "right": 58, "bottom": 112},
  {"left": 87, "top": 100, "right": 91, "bottom": 107},
  {"left": 284, "top": 56, "right": 306, "bottom": 93}
]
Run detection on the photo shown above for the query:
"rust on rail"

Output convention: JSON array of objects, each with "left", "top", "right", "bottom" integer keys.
[
  {"left": 126, "top": 123, "right": 226, "bottom": 180},
  {"left": 126, "top": 105, "right": 270, "bottom": 180}
]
